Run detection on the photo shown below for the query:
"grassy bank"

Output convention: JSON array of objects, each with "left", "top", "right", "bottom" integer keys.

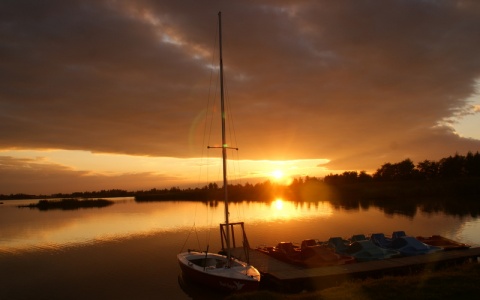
[{"left": 227, "top": 262, "right": 480, "bottom": 300}]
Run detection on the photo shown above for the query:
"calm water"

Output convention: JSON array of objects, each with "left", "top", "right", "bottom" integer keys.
[{"left": 1, "top": 197, "right": 479, "bottom": 299}]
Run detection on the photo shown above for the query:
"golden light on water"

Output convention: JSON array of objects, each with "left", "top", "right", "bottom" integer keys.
[
  {"left": 251, "top": 198, "right": 335, "bottom": 222},
  {"left": 3, "top": 199, "right": 479, "bottom": 254},
  {"left": 273, "top": 198, "right": 284, "bottom": 210}
]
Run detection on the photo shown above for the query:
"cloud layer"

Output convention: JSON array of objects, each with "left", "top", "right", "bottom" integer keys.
[{"left": 1, "top": 0, "right": 480, "bottom": 191}]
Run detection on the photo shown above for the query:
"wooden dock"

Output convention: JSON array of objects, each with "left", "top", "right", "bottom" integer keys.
[{"left": 230, "top": 247, "right": 480, "bottom": 291}]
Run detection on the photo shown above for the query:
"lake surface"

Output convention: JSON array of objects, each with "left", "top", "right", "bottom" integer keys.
[{"left": 1, "top": 197, "right": 479, "bottom": 299}]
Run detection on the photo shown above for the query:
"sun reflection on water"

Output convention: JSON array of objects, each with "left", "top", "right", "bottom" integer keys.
[
  {"left": 233, "top": 198, "right": 335, "bottom": 224},
  {"left": 273, "top": 198, "right": 284, "bottom": 210},
  {"left": 2, "top": 198, "right": 479, "bottom": 253}
]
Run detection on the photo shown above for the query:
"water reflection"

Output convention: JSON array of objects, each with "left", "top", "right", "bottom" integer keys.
[
  {"left": 328, "top": 196, "right": 480, "bottom": 219},
  {"left": 273, "top": 198, "right": 284, "bottom": 210},
  {"left": 1, "top": 199, "right": 206, "bottom": 252},
  {"left": 1, "top": 197, "right": 479, "bottom": 254},
  {"left": 240, "top": 199, "right": 334, "bottom": 223},
  {"left": 1, "top": 197, "right": 479, "bottom": 300}
]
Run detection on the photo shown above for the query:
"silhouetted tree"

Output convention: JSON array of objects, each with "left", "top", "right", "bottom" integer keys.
[
  {"left": 373, "top": 162, "right": 395, "bottom": 181},
  {"left": 396, "top": 159, "right": 418, "bottom": 180},
  {"left": 324, "top": 171, "right": 372, "bottom": 184},
  {"left": 439, "top": 154, "right": 465, "bottom": 178},
  {"left": 207, "top": 182, "right": 219, "bottom": 190},
  {"left": 465, "top": 151, "right": 480, "bottom": 177},
  {"left": 416, "top": 159, "right": 440, "bottom": 180},
  {"left": 373, "top": 159, "right": 417, "bottom": 180},
  {"left": 358, "top": 171, "right": 373, "bottom": 182}
]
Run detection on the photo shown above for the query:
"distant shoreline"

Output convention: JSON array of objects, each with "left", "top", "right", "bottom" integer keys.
[
  {"left": 17, "top": 198, "right": 115, "bottom": 210},
  {"left": 1, "top": 177, "right": 479, "bottom": 202}
]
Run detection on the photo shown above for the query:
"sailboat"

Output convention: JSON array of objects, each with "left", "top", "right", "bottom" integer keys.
[{"left": 177, "top": 12, "right": 261, "bottom": 293}]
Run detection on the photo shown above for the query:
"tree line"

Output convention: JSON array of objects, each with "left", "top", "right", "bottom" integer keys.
[
  {"left": 1, "top": 152, "right": 479, "bottom": 201},
  {"left": 0, "top": 189, "right": 134, "bottom": 200},
  {"left": 324, "top": 151, "right": 480, "bottom": 184}
]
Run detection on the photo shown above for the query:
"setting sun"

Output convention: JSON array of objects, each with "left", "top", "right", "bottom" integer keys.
[
  {"left": 272, "top": 169, "right": 284, "bottom": 180},
  {"left": 269, "top": 168, "right": 295, "bottom": 185}
]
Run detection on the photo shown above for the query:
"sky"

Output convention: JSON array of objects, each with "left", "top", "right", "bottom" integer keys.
[{"left": 1, "top": 0, "right": 480, "bottom": 195}]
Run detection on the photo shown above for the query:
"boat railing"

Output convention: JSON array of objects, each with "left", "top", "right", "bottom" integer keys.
[{"left": 220, "top": 221, "right": 251, "bottom": 263}]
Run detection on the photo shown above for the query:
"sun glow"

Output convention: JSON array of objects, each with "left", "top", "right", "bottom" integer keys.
[
  {"left": 273, "top": 198, "right": 284, "bottom": 210},
  {"left": 268, "top": 168, "right": 296, "bottom": 185},
  {"left": 263, "top": 198, "right": 336, "bottom": 221},
  {"left": 272, "top": 169, "right": 284, "bottom": 180},
  {"left": 0, "top": 148, "right": 331, "bottom": 194}
]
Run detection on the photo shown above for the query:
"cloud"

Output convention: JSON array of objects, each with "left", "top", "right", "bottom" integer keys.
[
  {"left": 0, "top": 156, "right": 181, "bottom": 194},
  {"left": 1, "top": 0, "right": 480, "bottom": 178}
]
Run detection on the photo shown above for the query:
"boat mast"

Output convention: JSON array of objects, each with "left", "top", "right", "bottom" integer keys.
[{"left": 218, "top": 11, "right": 231, "bottom": 264}]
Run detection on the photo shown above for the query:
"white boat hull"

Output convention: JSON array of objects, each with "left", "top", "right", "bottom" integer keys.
[{"left": 177, "top": 251, "right": 260, "bottom": 292}]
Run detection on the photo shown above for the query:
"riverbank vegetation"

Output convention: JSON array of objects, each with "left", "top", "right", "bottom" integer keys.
[
  {"left": 136, "top": 151, "right": 479, "bottom": 202},
  {"left": 2, "top": 152, "right": 479, "bottom": 212},
  {"left": 227, "top": 262, "right": 480, "bottom": 300}
]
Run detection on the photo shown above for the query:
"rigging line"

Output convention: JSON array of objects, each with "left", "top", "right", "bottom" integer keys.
[
  {"left": 206, "top": 48, "right": 219, "bottom": 154},
  {"left": 223, "top": 72, "right": 242, "bottom": 188},
  {"left": 201, "top": 17, "right": 219, "bottom": 181},
  {"left": 194, "top": 225, "right": 201, "bottom": 251},
  {"left": 193, "top": 18, "right": 222, "bottom": 251},
  {"left": 221, "top": 28, "right": 240, "bottom": 156},
  {"left": 220, "top": 35, "right": 246, "bottom": 222},
  {"left": 224, "top": 77, "right": 239, "bottom": 153},
  {"left": 231, "top": 146, "right": 245, "bottom": 221},
  {"left": 179, "top": 221, "right": 197, "bottom": 253},
  {"left": 204, "top": 23, "right": 220, "bottom": 245},
  {"left": 205, "top": 139, "right": 217, "bottom": 249}
]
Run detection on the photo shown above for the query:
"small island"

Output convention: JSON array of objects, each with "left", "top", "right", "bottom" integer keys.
[{"left": 18, "top": 198, "right": 115, "bottom": 211}]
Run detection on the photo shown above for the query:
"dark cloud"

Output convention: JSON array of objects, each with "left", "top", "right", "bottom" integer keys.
[{"left": 1, "top": 0, "right": 480, "bottom": 175}]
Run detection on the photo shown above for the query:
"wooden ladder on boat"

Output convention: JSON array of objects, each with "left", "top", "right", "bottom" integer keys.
[{"left": 219, "top": 222, "right": 252, "bottom": 264}]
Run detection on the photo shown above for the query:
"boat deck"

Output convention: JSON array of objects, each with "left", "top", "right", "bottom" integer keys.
[{"left": 230, "top": 247, "right": 480, "bottom": 291}]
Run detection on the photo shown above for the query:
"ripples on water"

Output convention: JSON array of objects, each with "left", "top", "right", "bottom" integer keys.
[
  {"left": 0, "top": 197, "right": 479, "bottom": 299},
  {"left": 1, "top": 197, "right": 479, "bottom": 252}
]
